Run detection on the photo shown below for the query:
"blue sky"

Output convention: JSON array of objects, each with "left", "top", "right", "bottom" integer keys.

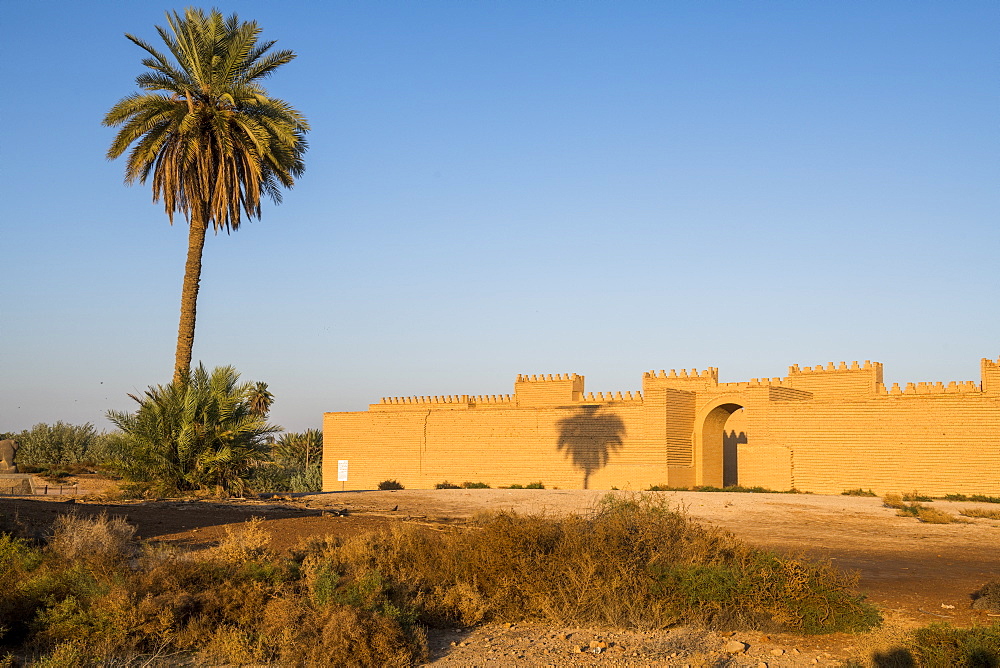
[{"left": 2, "top": 1, "right": 998, "bottom": 433}]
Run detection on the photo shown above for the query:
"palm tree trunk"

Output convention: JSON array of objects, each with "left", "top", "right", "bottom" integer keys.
[{"left": 174, "top": 212, "right": 209, "bottom": 384}]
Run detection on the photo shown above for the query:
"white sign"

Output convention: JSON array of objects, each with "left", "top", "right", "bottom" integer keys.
[{"left": 337, "top": 460, "right": 349, "bottom": 482}]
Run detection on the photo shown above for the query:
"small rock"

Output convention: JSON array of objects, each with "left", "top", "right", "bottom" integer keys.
[
  {"left": 589, "top": 640, "right": 608, "bottom": 648},
  {"left": 757, "top": 662, "right": 769, "bottom": 668},
  {"left": 793, "top": 648, "right": 801, "bottom": 654},
  {"left": 771, "top": 648, "right": 785, "bottom": 656},
  {"left": 724, "top": 640, "right": 748, "bottom": 654},
  {"left": 574, "top": 646, "right": 586, "bottom": 653}
]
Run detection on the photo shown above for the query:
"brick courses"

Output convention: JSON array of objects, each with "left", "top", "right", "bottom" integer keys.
[{"left": 323, "top": 358, "right": 1000, "bottom": 495}]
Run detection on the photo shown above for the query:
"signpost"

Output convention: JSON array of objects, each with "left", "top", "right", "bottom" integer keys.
[{"left": 337, "top": 460, "right": 348, "bottom": 491}]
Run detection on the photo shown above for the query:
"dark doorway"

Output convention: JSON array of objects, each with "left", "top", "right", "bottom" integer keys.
[
  {"left": 698, "top": 402, "right": 744, "bottom": 487},
  {"left": 722, "top": 408, "right": 747, "bottom": 487}
]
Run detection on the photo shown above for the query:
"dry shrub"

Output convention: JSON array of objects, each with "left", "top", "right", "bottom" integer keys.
[
  {"left": 882, "top": 493, "right": 904, "bottom": 509},
  {"left": 302, "top": 494, "right": 880, "bottom": 634},
  {"left": 914, "top": 507, "right": 967, "bottom": 524},
  {"left": 902, "top": 622, "right": 1000, "bottom": 666},
  {"left": 972, "top": 580, "right": 1000, "bottom": 612},
  {"left": 251, "top": 596, "right": 426, "bottom": 667},
  {"left": 960, "top": 507, "right": 1000, "bottom": 520},
  {"left": 48, "top": 512, "right": 136, "bottom": 568},
  {"left": 885, "top": 495, "right": 967, "bottom": 524},
  {"left": 210, "top": 516, "right": 271, "bottom": 562}
]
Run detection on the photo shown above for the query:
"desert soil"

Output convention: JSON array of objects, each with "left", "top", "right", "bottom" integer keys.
[{"left": 3, "top": 478, "right": 999, "bottom": 666}]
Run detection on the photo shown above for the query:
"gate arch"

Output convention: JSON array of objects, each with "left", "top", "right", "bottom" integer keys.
[{"left": 694, "top": 396, "right": 746, "bottom": 487}]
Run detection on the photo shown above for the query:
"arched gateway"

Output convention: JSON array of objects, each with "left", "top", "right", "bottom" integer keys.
[
  {"left": 694, "top": 399, "right": 745, "bottom": 488},
  {"left": 323, "top": 358, "right": 1000, "bottom": 495}
]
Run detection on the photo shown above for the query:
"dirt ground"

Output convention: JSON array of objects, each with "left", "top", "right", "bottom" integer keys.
[{"left": 3, "top": 478, "right": 999, "bottom": 666}]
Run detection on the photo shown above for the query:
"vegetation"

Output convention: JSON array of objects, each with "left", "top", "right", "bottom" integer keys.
[
  {"left": 944, "top": 493, "right": 1000, "bottom": 504},
  {"left": 505, "top": 481, "right": 545, "bottom": 489},
  {"left": 309, "top": 495, "right": 879, "bottom": 634},
  {"left": 251, "top": 429, "right": 323, "bottom": 493},
  {"left": 103, "top": 8, "right": 309, "bottom": 384},
  {"left": 7, "top": 422, "right": 103, "bottom": 468},
  {"left": 882, "top": 494, "right": 967, "bottom": 524},
  {"left": 842, "top": 488, "right": 878, "bottom": 497},
  {"left": 105, "top": 364, "right": 280, "bottom": 496},
  {"left": 1, "top": 498, "right": 881, "bottom": 664},
  {"left": 861, "top": 622, "right": 1000, "bottom": 667},
  {"left": 378, "top": 480, "right": 404, "bottom": 491},
  {"left": 960, "top": 507, "right": 1000, "bottom": 520},
  {"left": 646, "top": 484, "right": 804, "bottom": 494},
  {"left": 973, "top": 580, "right": 1000, "bottom": 612},
  {"left": 0, "top": 514, "right": 424, "bottom": 666},
  {"left": 434, "top": 481, "right": 490, "bottom": 489}
]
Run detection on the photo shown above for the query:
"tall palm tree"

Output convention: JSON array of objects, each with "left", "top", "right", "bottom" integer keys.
[{"left": 104, "top": 8, "right": 309, "bottom": 384}]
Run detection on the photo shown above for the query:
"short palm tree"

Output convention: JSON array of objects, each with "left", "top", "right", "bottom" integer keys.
[
  {"left": 104, "top": 8, "right": 309, "bottom": 384},
  {"left": 106, "top": 363, "right": 280, "bottom": 495}
]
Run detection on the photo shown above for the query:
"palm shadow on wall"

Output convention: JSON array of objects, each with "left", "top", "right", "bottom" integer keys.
[{"left": 556, "top": 406, "right": 625, "bottom": 489}]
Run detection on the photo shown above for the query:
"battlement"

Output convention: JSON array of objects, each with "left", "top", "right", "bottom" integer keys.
[
  {"left": 581, "top": 390, "right": 642, "bottom": 403},
  {"left": 366, "top": 356, "right": 1000, "bottom": 411},
  {"left": 787, "top": 360, "right": 882, "bottom": 375},
  {"left": 643, "top": 367, "right": 719, "bottom": 382},
  {"left": 515, "top": 372, "right": 586, "bottom": 406},
  {"left": 877, "top": 381, "right": 981, "bottom": 396},
  {"left": 718, "top": 378, "right": 791, "bottom": 389},
  {"left": 379, "top": 395, "right": 470, "bottom": 405},
  {"left": 516, "top": 373, "right": 581, "bottom": 383},
  {"left": 471, "top": 394, "right": 516, "bottom": 405},
  {"left": 983, "top": 357, "right": 1000, "bottom": 395},
  {"left": 784, "top": 360, "right": 883, "bottom": 397}
]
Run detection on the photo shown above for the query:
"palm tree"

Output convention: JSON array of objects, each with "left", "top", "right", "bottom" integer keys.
[
  {"left": 247, "top": 381, "right": 274, "bottom": 416},
  {"left": 104, "top": 8, "right": 309, "bottom": 384},
  {"left": 106, "top": 364, "right": 280, "bottom": 495}
]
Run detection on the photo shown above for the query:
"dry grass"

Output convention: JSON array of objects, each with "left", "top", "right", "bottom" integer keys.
[
  {"left": 301, "top": 494, "right": 881, "bottom": 634},
  {"left": 913, "top": 507, "right": 968, "bottom": 524},
  {"left": 882, "top": 494, "right": 968, "bottom": 524},
  {"left": 960, "top": 507, "right": 1000, "bottom": 520},
  {"left": 48, "top": 512, "right": 136, "bottom": 567},
  {"left": 7, "top": 500, "right": 881, "bottom": 665},
  {"left": 209, "top": 515, "right": 271, "bottom": 562}
]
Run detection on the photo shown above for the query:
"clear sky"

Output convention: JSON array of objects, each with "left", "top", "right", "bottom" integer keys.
[{"left": 2, "top": 1, "right": 998, "bottom": 433}]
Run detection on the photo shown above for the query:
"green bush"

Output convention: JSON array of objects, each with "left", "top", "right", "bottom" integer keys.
[
  {"left": 842, "top": 488, "right": 878, "bottom": 497},
  {"left": 246, "top": 430, "right": 323, "bottom": 493},
  {"left": 947, "top": 493, "right": 1000, "bottom": 504},
  {"left": 435, "top": 481, "right": 460, "bottom": 489},
  {"left": 893, "top": 622, "right": 1000, "bottom": 666},
  {"left": 13, "top": 422, "right": 99, "bottom": 467},
  {"left": 461, "top": 482, "right": 490, "bottom": 489},
  {"left": 378, "top": 480, "right": 404, "bottom": 491},
  {"left": 505, "top": 482, "right": 545, "bottom": 489},
  {"left": 647, "top": 484, "right": 804, "bottom": 494},
  {"left": 105, "top": 364, "right": 279, "bottom": 496}
]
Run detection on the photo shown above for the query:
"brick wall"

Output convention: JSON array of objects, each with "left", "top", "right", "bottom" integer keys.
[{"left": 323, "top": 358, "right": 1000, "bottom": 495}]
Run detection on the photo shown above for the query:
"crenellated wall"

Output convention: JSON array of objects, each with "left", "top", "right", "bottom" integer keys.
[{"left": 323, "top": 356, "right": 1000, "bottom": 495}]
